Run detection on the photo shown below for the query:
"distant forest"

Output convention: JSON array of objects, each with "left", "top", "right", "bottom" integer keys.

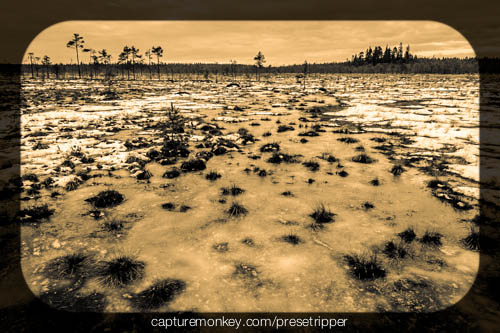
[{"left": 11, "top": 39, "right": 500, "bottom": 79}]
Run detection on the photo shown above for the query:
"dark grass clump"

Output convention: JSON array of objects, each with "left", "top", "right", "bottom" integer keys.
[
  {"left": 390, "top": 164, "right": 406, "bottom": 176},
  {"left": 267, "top": 152, "right": 300, "bottom": 164},
  {"left": 181, "top": 159, "right": 206, "bottom": 172},
  {"left": 337, "top": 170, "right": 349, "bottom": 177},
  {"left": 65, "top": 180, "right": 80, "bottom": 191},
  {"left": 352, "top": 153, "right": 376, "bottom": 164},
  {"left": 355, "top": 145, "right": 365, "bottom": 152},
  {"left": 221, "top": 184, "right": 245, "bottom": 196},
  {"left": 161, "top": 202, "right": 176, "bottom": 211},
  {"left": 427, "top": 179, "right": 448, "bottom": 189},
  {"left": 300, "top": 138, "right": 308, "bottom": 144},
  {"left": 298, "top": 130, "right": 320, "bottom": 137},
  {"left": 344, "top": 254, "right": 386, "bottom": 280},
  {"left": 461, "top": 227, "right": 480, "bottom": 251},
  {"left": 258, "top": 169, "right": 268, "bottom": 177},
  {"left": 260, "top": 142, "right": 280, "bottom": 153},
  {"left": 226, "top": 202, "right": 248, "bottom": 217},
  {"left": 242, "top": 238, "right": 255, "bottom": 246},
  {"left": 213, "top": 242, "right": 229, "bottom": 252},
  {"left": 310, "top": 204, "right": 335, "bottom": 223},
  {"left": 338, "top": 137, "right": 359, "bottom": 144},
  {"left": 22, "top": 173, "right": 39, "bottom": 182},
  {"left": 130, "top": 279, "right": 186, "bottom": 310},
  {"left": 96, "top": 256, "right": 145, "bottom": 287},
  {"left": 398, "top": 227, "right": 417, "bottom": 243},
  {"left": 163, "top": 168, "right": 181, "bottom": 179},
  {"left": 370, "top": 178, "right": 380, "bottom": 186},
  {"left": 419, "top": 231, "right": 443, "bottom": 247},
  {"left": 307, "top": 178, "right": 315, "bottom": 184},
  {"left": 363, "top": 202, "right": 375, "bottom": 210},
  {"left": 179, "top": 205, "right": 191, "bottom": 212},
  {"left": 136, "top": 170, "right": 153, "bottom": 180},
  {"left": 280, "top": 234, "right": 303, "bottom": 245},
  {"left": 233, "top": 263, "right": 259, "bottom": 279},
  {"left": 102, "top": 219, "right": 124, "bottom": 233},
  {"left": 39, "top": 287, "right": 107, "bottom": 312},
  {"left": 383, "top": 241, "right": 408, "bottom": 259},
  {"left": 302, "top": 160, "right": 320, "bottom": 171},
  {"left": 262, "top": 131, "right": 272, "bottom": 137},
  {"left": 277, "top": 125, "right": 294, "bottom": 133},
  {"left": 319, "top": 153, "right": 337, "bottom": 163},
  {"left": 205, "top": 170, "right": 221, "bottom": 181},
  {"left": 17, "top": 204, "right": 55, "bottom": 223},
  {"left": 281, "top": 190, "right": 293, "bottom": 197},
  {"left": 44, "top": 253, "right": 93, "bottom": 280},
  {"left": 85, "top": 190, "right": 124, "bottom": 209}
]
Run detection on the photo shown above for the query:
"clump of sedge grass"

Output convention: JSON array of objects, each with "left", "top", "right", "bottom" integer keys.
[
  {"left": 85, "top": 190, "right": 124, "bottom": 208},
  {"left": 391, "top": 164, "right": 406, "bottom": 176},
  {"left": 344, "top": 254, "right": 386, "bottom": 280},
  {"left": 280, "top": 234, "right": 303, "bottom": 245},
  {"left": 226, "top": 202, "right": 248, "bottom": 217},
  {"left": 352, "top": 154, "right": 376, "bottom": 164},
  {"left": 130, "top": 279, "right": 186, "bottom": 310},
  {"left": 205, "top": 170, "right": 221, "bottom": 181},
  {"left": 303, "top": 160, "right": 320, "bottom": 171},
  {"left": 397, "top": 227, "right": 417, "bottom": 243},
  {"left": 222, "top": 183, "right": 245, "bottom": 196},
  {"left": 44, "top": 253, "right": 93, "bottom": 280},
  {"left": 310, "top": 203, "right": 335, "bottom": 223},
  {"left": 419, "top": 231, "right": 443, "bottom": 247},
  {"left": 461, "top": 226, "right": 480, "bottom": 251},
  {"left": 96, "top": 255, "right": 145, "bottom": 287}
]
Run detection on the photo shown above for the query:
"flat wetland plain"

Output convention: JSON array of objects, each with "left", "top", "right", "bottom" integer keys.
[{"left": 10, "top": 73, "right": 488, "bottom": 312}]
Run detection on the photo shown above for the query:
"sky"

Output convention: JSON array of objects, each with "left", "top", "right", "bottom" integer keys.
[{"left": 23, "top": 21, "right": 476, "bottom": 65}]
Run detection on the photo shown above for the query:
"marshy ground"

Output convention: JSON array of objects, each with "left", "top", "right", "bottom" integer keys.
[{"left": 0, "top": 73, "right": 491, "bottom": 313}]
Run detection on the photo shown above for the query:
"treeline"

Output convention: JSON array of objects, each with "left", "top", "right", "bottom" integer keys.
[{"left": 18, "top": 58, "right": 482, "bottom": 80}]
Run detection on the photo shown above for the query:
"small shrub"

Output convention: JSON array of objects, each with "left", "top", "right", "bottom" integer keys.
[
  {"left": 179, "top": 205, "right": 191, "bottom": 212},
  {"left": 370, "top": 178, "right": 380, "bottom": 186},
  {"left": 281, "top": 190, "right": 293, "bottom": 197},
  {"left": 337, "top": 170, "right": 349, "bottom": 177},
  {"left": 163, "top": 168, "right": 180, "bottom": 179},
  {"left": 363, "top": 202, "right": 375, "bottom": 210}
]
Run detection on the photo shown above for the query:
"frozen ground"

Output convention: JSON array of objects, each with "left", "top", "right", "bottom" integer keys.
[{"left": 1, "top": 74, "right": 492, "bottom": 312}]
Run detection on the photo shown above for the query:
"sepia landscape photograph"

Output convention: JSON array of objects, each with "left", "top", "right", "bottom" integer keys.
[{"left": 2, "top": 20, "right": 497, "bottom": 315}]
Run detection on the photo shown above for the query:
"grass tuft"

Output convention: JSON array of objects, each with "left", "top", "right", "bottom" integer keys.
[
  {"left": 85, "top": 190, "right": 124, "bottom": 208},
  {"left": 303, "top": 160, "right": 320, "bottom": 171},
  {"left": 130, "top": 279, "right": 186, "bottom": 310},
  {"left": 352, "top": 154, "right": 376, "bottom": 164},
  {"left": 397, "top": 227, "right": 417, "bottom": 243},
  {"left": 419, "top": 231, "right": 443, "bottom": 247},
  {"left": 96, "top": 256, "right": 145, "bottom": 288},
  {"left": 344, "top": 254, "right": 386, "bottom": 280},
  {"left": 310, "top": 204, "right": 335, "bottom": 223},
  {"left": 205, "top": 170, "right": 221, "bottom": 181},
  {"left": 226, "top": 202, "right": 248, "bottom": 217}
]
